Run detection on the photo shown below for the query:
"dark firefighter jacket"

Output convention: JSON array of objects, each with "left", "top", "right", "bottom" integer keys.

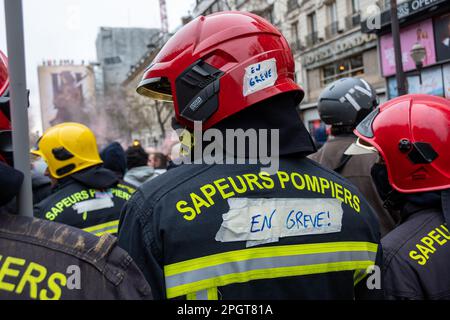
[
  {"left": 309, "top": 134, "right": 399, "bottom": 237},
  {"left": 34, "top": 166, "right": 136, "bottom": 237},
  {"left": 0, "top": 162, "right": 151, "bottom": 300},
  {"left": 382, "top": 193, "right": 450, "bottom": 300},
  {"left": 0, "top": 213, "right": 152, "bottom": 300},
  {"left": 118, "top": 93, "right": 383, "bottom": 300}
]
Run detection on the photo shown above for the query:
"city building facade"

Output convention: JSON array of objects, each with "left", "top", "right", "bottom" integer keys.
[
  {"left": 96, "top": 27, "right": 160, "bottom": 94},
  {"left": 282, "top": 0, "right": 385, "bottom": 136},
  {"left": 122, "top": 33, "right": 174, "bottom": 149},
  {"left": 362, "top": 0, "right": 450, "bottom": 100}
]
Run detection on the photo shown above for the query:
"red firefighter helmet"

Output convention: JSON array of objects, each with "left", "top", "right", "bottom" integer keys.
[
  {"left": 0, "top": 51, "right": 8, "bottom": 98},
  {"left": 352, "top": 94, "right": 450, "bottom": 193},
  {"left": 136, "top": 11, "right": 302, "bottom": 130},
  {"left": 0, "top": 50, "right": 10, "bottom": 131},
  {"left": 0, "top": 50, "right": 12, "bottom": 164}
]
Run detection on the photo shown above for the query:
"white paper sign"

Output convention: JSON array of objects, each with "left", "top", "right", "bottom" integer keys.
[
  {"left": 243, "top": 58, "right": 278, "bottom": 97},
  {"left": 72, "top": 198, "right": 114, "bottom": 214},
  {"left": 215, "top": 198, "right": 343, "bottom": 246}
]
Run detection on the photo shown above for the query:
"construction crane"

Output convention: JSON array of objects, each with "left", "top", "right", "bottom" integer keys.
[{"left": 159, "top": 0, "right": 169, "bottom": 34}]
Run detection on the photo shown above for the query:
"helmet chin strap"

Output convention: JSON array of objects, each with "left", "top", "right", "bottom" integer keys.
[{"left": 441, "top": 189, "right": 450, "bottom": 225}]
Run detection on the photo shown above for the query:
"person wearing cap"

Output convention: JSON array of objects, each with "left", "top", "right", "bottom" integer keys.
[
  {"left": 0, "top": 50, "right": 152, "bottom": 300},
  {"left": 124, "top": 144, "right": 160, "bottom": 187},
  {"left": 32, "top": 122, "right": 136, "bottom": 237},
  {"left": 310, "top": 77, "right": 399, "bottom": 237},
  {"left": 349, "top": 94, "right": 450, "bottom": 300},
  {"left": 118, "top": 12, "right": 383, "bottom": 300},
  {"left": 100, "top": 141, "right": 127, "bottom": 180}
]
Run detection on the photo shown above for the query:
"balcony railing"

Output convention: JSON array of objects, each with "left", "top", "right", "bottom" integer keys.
[
  {"left": 289, "top": 38, "right": 304, "bottom": 51},
  {"left": 345, "top": 12, "right": 361, "bottom": 29},
  {"left": 305, "top": 32, "right": 319, "bottom": 46},
  {"left": 325, "top": 21, "right": 339, "bottom": 39}
]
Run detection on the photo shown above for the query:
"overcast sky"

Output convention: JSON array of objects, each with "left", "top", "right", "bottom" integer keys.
[{"left": 0, "top": 0, "right": 196, "bottom": 133}]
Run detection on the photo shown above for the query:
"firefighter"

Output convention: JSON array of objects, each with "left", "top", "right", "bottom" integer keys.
[
  {"left": 0, "top": 50, "right": 152, "bottom": 300},
  {"left": 309, "top": 78, "right": 399, "bottom": 237},
  {"left": 118, "top": 12, "right": 382, "bottom": 300},
  {"left": 348, "top": 94, "right": 450, "bottom": 300},
  {"left": 32, "top": 122, "right": 136, "bottom": 236}
]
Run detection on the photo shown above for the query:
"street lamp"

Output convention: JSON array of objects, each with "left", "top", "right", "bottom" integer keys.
[{"left": 410, "top": 42, "right": 426, "bottom": 84}]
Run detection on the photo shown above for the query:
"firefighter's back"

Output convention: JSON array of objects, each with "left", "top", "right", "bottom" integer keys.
[
  {"left": 0, "top": 213, "right": 152, "bottom": 300},
  {"left": 119, "top": 157, "right": 382, "bottom": 299}
]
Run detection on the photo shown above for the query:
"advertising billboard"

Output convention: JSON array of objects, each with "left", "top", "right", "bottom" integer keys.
[
  {"left": 388, "top": 66, "right": 445, "bottom": 98},
  {"left": 380, "top": 19, "right": 436, "bottom": 77},
  {"left": 37, "top": 65, "right": 96, "bottom": 130},
  {"left": 434, "top": 13, "right": 450, "bottom": 62},
  {"left": 420, "top": 66, "right": 444, "bottom": 96}
]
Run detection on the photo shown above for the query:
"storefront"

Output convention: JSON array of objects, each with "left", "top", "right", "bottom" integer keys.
[
  {"left": 298, "top": 29, "right": 384, "bottom": 144},
  {"left": 362, "top": 0, "right": 450, "bottom": 99}
]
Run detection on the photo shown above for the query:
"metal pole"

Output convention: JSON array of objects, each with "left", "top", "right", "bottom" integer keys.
[
  {"left": 4, "top": 0, "right": 33, "bottom": 217},
  {"left": 390, "top": 0, "right": 407, "bottom": 96}
]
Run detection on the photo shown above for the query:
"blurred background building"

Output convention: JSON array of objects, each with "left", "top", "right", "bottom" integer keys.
[
  {"left": 362, "top": 0, "right": 450, "bottom": 99},
  {"left": 122, "top": 32, "right": 174, "bottom": 151},
  {"left": 35, "top": 0, "right": 450, "bottom": 150},
  {"left": 96, "top": 27, "right": 160, "bottom": 94}
]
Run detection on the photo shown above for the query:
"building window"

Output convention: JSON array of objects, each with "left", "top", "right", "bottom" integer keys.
[
  {"left": 328, "top": 1, "right": 338, "bottom": 23},
  {"left": 351, "top": 0, "right": 360, "bottom": 13},
  {"left": 287, "top": 0, "right": 299, "bottom": 11},
  {"left": 321, "top": 55, "right": 364, "bottom": 86},
  {"left": 257, "top": 7, "right": 274, "bottom": 24},
  {"left": 325, "top": 1, "right": 339, "bottom": 39},
  {"left": 291, "top": 21, "right": 300, "bottom": 50},
  {"left": 346, "top": 0, "right": 361, "bottom": 29},
  {"left": 306, "top": 12, "right": 319, "bottom": 46}
]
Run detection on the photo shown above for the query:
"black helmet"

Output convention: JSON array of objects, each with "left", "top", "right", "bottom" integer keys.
[{"left": 317, "top": 77, "right": 378, "bottom": 127}]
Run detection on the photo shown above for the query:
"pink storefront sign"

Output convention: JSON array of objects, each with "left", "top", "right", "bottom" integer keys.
[{"left": 380, "top": 19, "right": 437, "bottom": 77}]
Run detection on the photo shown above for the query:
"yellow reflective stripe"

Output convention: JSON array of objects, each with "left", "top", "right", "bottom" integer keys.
[
  {"left": 185, "top": 288, "right": 218, "bottom": 300},
  {"left": 353, "top": 269, "right": 368, "bottom": 286},
  {"left": 95, "top": 228, "right": 118, "bottom": 236},
  {"left": 167, "top": 260, "right": 374, "bottom": 299},
  {"left": 207, "top": 287, "right": 218, "bottom": 300},
  {"left": 164, "top": 241, "right": 378, "bottom": 276},
  {"left": 82, "top": 220, "right": 119, "bottom": 235},
  {"left": 186, "top": 292, "right": 197, "bottom": 300}
]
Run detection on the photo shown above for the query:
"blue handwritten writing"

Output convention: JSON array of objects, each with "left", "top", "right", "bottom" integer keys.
[
  {"left": 286, "top": 210, "right": 331, "bottom": 230},
  {"left": 250, "top": 64, "right": 261, "bottom": 74},
  {"left": 250, "top": 209, "right": 276, "bottom": 233},
  {"left": 249, "top": 69, "right": 273, "bottom": 87}
]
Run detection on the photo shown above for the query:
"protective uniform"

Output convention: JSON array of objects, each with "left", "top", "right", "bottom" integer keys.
[
  {"left": 351, "top": 94, "right": 450, "bottom": 300},
  {"left": 0, "top": 212, "right": 152, "bottom": 300},
  {"left": 1, "top": 191, "right": 151, "bottom": 300},
  {"left": 0, "top": 52, "right": 152, "bottom": 300},
  {"left": 309, "top": 78, "right": 398, "bottom": 237},
  {"left": 119, "top": 12, "right": 382, "bottom": 300},
  {"left": 32, "top": 123, "right": 136, "bottom": 236}
]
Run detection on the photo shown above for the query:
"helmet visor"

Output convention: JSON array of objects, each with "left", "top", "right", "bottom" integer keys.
[
  {"left": 136, "top": 77, "right": 173, "bottom": 102},
  {"left": 355, "top": 107, "right": 379, "bottom": 138},
  {"left": 344, "top": 137, "right": 378, "bottom": 156}
]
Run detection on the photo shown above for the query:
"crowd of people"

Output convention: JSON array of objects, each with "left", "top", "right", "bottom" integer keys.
[{"left": 0, "top": 11, "right": 449, "bottom": 300}]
